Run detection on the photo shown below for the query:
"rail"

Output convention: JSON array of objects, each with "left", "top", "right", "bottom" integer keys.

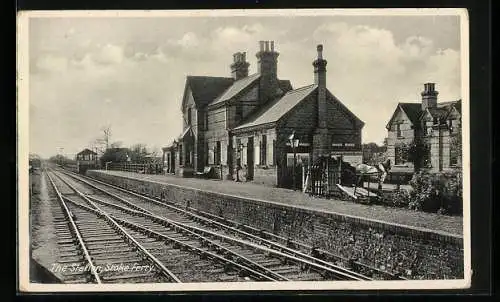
[
  {"left": 70, "top": 169, "right": 404, "bottom": 279},
  {"left": 50, "top": 169, "right": 182, "bottom": 283},
  {"left": 45, "top": 171, "right": 102, "bottom": 284},
  {"left": 60, "top": 170, "right": 367, "bottom": 281}
]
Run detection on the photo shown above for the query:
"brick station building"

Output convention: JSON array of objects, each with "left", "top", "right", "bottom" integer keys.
[
  {"left": 164, "top": 41, "right": 364, "bottom": 188},
  {"left": 385, "top": 83, "right": 462, "bottom": 174}
]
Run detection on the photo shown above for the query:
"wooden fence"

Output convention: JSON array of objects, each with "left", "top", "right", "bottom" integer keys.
[
  {"left": 107, "top": 163, "right": 164, "bottom": 174},
  {"left": 303, "top": 161, "right": 342, "bottom": 197}
]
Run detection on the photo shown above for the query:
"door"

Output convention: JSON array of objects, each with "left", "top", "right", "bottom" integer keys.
[
  {"left": 171, "top": 151, "right": 175, "bottom": 174},
  {"left": 247, "top": 137, "right": 254, "bottom": 180}
]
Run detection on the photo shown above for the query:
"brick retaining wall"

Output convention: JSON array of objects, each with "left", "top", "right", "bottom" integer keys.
[{"left": 88, "top": 170, "right": 464, "bottom": 280}]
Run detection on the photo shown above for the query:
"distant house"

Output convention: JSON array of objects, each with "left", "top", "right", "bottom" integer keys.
[
  {"left": 165, "top": 41, "right": 364, "bottom": 188},
  {"left": 386, "top": 83, "right": 462, "bottom": 174},
  {"left": 76, "top": 148, "right": 98, "bottom": 173},
  {"left": 76, "top": 148, "right": 97, "bottom": 162}
]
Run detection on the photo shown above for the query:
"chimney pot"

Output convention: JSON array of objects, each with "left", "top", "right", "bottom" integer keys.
[
  {"left": 259, "top": 41, "right": 265, "bottom": 51},
  {"left": 242, "top": 52, "right": 246, "bottom": 61},
  {"left": 265, "top": 41, "right": 270, "bottom": 51},
  {"left": 317, "top": 44, "right": 323, "bottom": 59},
  {"left": 271, "top": 41, "right": 275, "bottom": 52},
  {"left": 421, "top": 83, "right": 438, "bottom": 110}
]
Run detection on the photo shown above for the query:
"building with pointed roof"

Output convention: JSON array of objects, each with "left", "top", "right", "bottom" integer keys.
[
  {"left": 385, "top": 83, "right": 462, "bottom": 174},
  {"left": 164, "top": 41, "right": 364, "bottom": 188}
]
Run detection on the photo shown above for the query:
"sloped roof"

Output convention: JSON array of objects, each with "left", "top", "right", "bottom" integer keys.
[
  {"left": 182, "top": 76, "right": 234, "bottom": 109},
  {"left": 210, "top": 73, "right": 261, "bottom": 106},
  {"left": 77, "top": 148, "right": 97, "bottom": 155},
  {"left": 386, "top": 100, "right": 461, "bottom": 129},
  {"left": 399, "top": 103, "right": 423, "bottom": 125},
  {"left": 438, "top": 100, "right": 462, "bottom": 118},
  {"left": 209, "top": 74, "right": 293, "bottom": 107},
  {"left": 278, "top": 79, "right": 293, "bottom": 92},
  {"left": 427, "top": 107, "right": 450, "bottom": 120},
  {"left": 234, "top": 84, "right": 318, "bottom": 130}
]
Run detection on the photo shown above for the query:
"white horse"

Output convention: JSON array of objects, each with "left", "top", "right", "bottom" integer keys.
[{"left": 353, "top": 159, "right": 391, "bottom": 192}]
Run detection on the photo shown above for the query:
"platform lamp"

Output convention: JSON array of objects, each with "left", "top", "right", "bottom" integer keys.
[{"left": 288, "top": 132, "right": 300, "bottom": 190}]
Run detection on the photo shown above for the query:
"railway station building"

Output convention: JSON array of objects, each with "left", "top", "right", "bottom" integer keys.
[
  {"left": 385, "top": 83, "right": 462, "bottom": 174},
  {"left": 164, "top": 41, "right": 364, "bottom": 188}
]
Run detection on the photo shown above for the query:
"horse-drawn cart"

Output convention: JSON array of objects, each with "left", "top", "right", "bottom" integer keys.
[{"left": 303, "top": 155, "right": 390, "bottom": 203}]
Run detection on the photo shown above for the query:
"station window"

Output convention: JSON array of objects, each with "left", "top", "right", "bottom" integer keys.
[
  {"left": 450, "top": 141, "right": 459, "bottom": 166},
  {"left": 395, "top": 146, "right": 405, "bottom": 165},
  {"left": 260, "top": 135, "right": 267, "bottom": 165},
  {"left": 236, "top": 139, "right": 241, "bottom": 167},
  {"left": 215, "top": 141, "right": 221, "bottom": 165}
]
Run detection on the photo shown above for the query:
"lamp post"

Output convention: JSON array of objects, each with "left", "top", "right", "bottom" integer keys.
[{"left": 289, "top": 135, "right": 300, "bottom": 190}]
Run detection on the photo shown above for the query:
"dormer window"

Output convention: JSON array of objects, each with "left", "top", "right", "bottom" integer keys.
[{"left": 433, "top": 117, "right": 438, "bottom": 125}]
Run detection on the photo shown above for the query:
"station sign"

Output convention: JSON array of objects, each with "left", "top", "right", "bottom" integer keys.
[
  {"left": 285, "top": 142, "right": 310, "bottom": 147},
  {"left": 331, "top": 142, "right": 360, "bottom": 151}
]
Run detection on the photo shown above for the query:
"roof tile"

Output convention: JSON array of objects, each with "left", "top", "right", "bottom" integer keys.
[{"left": 235, "top": 84, "right": 317, "bottom": 130}]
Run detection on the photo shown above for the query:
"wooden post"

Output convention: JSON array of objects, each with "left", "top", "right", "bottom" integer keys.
[
  {"left": 326, "top": 157, "right": 329, "bottom": 195},
  {"left": 302, "top": 165, "right": 306, "bottom": 191},
  {"left": 338, "top": 155, "right": 343, "bottom": 185}
]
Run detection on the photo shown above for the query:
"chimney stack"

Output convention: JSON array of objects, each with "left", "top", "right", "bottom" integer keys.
[
  {"left": 313, "top": 44, "right": 328, "bottom": 128},
  {"left": 230, "top": 51, "right": 250, "bottom": 80},
  {"left": 421, "top": 82, "right": 438, "bottom": 110},
  {"left": 256, "top": 40, "right": 282, "bottom": 104},
  {"left": 312, "top": 44, "right": 331, "bottom": 161}
]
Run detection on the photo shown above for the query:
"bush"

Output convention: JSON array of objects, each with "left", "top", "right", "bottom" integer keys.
[
  {"left": 408, "top": 170, "right": 463, "bottom": 215},
  {"left": 386, "top": 189, "right": 412, "bottom": 208}
]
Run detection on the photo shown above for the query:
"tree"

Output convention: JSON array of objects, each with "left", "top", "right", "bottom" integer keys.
[
  {"left": 102, "top": 125, "right": 112, "bottom": 149},
  {"left": 99, "top": 147, "right": 130, "bottom": 165},
  {"left": 397, "top": 139, "right": 430, "bottom": 171},
  {"left": 130, "top": 143, "right": 149, "bottom": 162},
  {"left": 362, "top": 142, "right": 387, "bottom": 165},
  {"left": 449, "top": 124, "right": 462, "bottom": 169}
]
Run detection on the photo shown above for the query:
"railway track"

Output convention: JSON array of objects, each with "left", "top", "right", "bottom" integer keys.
[
  {"left": 51, "top": 169, "right": 373, "bottom": 282},
  {"left": 67, "top": 170, "right": 405, "bottom": 280},
  {"left": 46, "top": 171, "right": 179, "bottom": 284}
]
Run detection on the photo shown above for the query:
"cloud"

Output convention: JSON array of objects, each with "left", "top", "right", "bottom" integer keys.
[
  {"left": 176, "top": 32, "right": 200, "bottom": 48},
  {"left": 28, "top": 18, "right": 461, "bottom": 157},
  {"left": 310, "top": 22, "right": 461, "bottom": 144},
  {"left": 91, "top": 43, "right": 124, "bottom": 65},
  {"left": 34, "top": 54, "right": 68, "bottom": 73}
]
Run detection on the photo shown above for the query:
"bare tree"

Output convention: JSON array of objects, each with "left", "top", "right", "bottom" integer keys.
[
  {"left": 101, "top": 125, "right": 112, "bottom": 150},
  {"left": 110, "top": 141, "right": 123, "bottom": 148}
]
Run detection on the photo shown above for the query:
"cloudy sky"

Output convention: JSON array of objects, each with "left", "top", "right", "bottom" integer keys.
[{"left": 28, "top": 12, "right": 463, "bottom": 158}]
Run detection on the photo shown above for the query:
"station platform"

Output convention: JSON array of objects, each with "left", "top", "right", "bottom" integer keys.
[{"left": 93, "top": 170, "right": 463, "bottom": 236}]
